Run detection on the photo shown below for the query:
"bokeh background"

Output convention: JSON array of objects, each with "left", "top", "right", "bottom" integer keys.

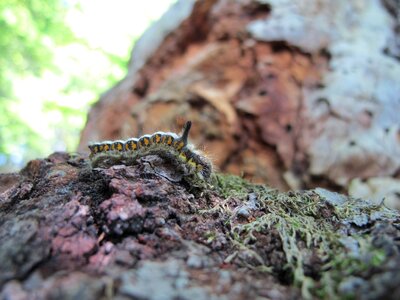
[
  {"left": 0, "top": 0, "right": 175, "bottom": 172},
  {"left": 1, "top": 0, "right": 400, "bottom": 209}
]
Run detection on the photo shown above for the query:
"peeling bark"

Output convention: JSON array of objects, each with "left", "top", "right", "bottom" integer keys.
[
  {"left": 78, "top": 0, "right": 400, "bottom": 209},
  {"left": 2, "top": 0, "right": 400, "bottom": 299}
]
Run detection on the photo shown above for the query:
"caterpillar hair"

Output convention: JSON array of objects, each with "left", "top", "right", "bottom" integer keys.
[{"left": 88, "top": 121, "right": 212, "bottom": 180}]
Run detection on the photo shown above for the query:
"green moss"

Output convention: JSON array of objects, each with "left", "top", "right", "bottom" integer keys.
[
  {"left": 209, "top": 173, "right": 398, "bottom": 299},
  {"left": 211, "top": 173, "right": 257, "bottom": 198},
  {"left": 204, "top": 230, "right": 217, "bottom": 243}
]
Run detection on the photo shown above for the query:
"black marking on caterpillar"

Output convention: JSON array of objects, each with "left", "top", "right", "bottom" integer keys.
[{"left": 88, "top": 121, "right": 212, "bottom": 180}]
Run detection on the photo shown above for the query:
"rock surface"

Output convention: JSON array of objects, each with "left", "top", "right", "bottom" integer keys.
[{"left": 0, "top": 152, "right": 399, "bottom": 299}]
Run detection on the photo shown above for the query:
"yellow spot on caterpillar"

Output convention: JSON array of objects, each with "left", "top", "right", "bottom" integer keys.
[
  {"left": 139, "top": 137, "right": 151, "bottom": 147},
  {"left": 99, "top": 145, "right": 104, "bottom": 152},
  {"left": 126, "top": 139, "right": 138, "bottom": 151},
  {"left": 93, "top": 145, "right": 99, "bottom": 154},
  {"left": 104, "top": 144, "right": 110, "bottom": 151},
  {"left": 179, "top": 151, "right": 187, "bottom": 162},
  {"left": 113, "top": 142, "right": 123, "bottom": 151},
  {"left": 152, "top": 133, "right": 162, "bottom": 144},
  {"left": 167, "top": 136, "right": 173, "bottom": 145},
  {"left": 174, "top": 140, "right": 185, "bottom": 151},
  {"left": 187, "top": 158, "right": 197, "bottom": 168}
]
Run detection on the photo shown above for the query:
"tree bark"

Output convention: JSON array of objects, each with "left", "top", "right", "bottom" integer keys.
[
  {"left": 78, "top": 0, "right": 400, "bottom": 209},
  {"left": 2, "top": 1, "right": 400, "bottom": 299},
  {"left": 0, "top": 152, "right": 399, "bottom": 299}
]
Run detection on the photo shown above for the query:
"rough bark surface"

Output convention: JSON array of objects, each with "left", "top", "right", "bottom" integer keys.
[
  {"left": 0, "top": 153, "right": 399, "bottom": 299},
  {"left": 78, "top": 0, "right": 400, "bottom": 209}
]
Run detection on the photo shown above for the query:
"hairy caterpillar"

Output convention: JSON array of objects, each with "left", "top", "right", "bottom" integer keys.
[{"left": 88, "top": 121, "right": 212, "bottom": 180}]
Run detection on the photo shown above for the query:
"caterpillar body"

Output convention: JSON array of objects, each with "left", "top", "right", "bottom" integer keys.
[{"left": 88, "top": 121, "right": 212, "bottom": 180}]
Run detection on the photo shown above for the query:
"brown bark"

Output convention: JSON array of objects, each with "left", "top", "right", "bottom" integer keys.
[
  {"left": 78, "top": 0, "right": 400, "bottom": 209},
  {"left": 1, "top": 152, "right": 399, "bottom": 299},
  {"left": 4, "top": 1, "right": 400, "bottom": 299},
  {"left": 0, "top": 153, "right": 299, "bottom": 299}
]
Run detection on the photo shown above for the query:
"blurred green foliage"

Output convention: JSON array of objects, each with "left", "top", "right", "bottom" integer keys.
[
  {"left": 0, "top": 0, "right": 174, "bottom": 172},
  {"left": 0, "top": 0, "right": 133, "bottom": 172},
  {"left": 0, "top": 0, "right": 77, "bottom": 168}
]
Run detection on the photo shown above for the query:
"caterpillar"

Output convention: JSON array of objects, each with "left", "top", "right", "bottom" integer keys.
[{"left": 88, "top": 121, "right": 212, "bottom": 180}]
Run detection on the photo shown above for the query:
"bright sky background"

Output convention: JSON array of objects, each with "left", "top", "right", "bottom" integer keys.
[
  {"left": 66, "top": 0, "right": 175, "bottom": 56},
  {"left": 8, "top": 0, "right": 175, "bottom": 169}
]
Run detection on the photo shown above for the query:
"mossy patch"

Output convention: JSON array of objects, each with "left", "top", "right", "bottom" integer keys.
[{"left": 208, "top": 173, "right": 400, "bottom": 299}]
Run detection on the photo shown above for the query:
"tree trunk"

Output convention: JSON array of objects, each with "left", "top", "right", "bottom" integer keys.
[
  {"left": 1, "top": 1, "right": 400, "bottom": 299},
  {"left": 78, "top": 0, "right": 400, "bottom": 209}
]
